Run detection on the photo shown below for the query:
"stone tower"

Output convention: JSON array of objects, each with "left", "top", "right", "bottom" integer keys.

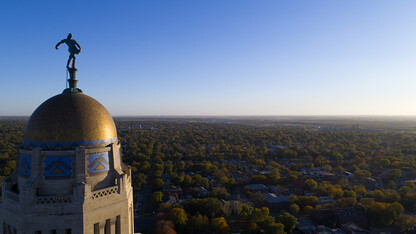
[{"left": 0, "top": 70, "right": 134, "bottom": 234}]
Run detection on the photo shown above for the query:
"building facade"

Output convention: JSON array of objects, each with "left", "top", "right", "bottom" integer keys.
[{"left": 0, "top": 91, "right": 134, "bottom": 234}]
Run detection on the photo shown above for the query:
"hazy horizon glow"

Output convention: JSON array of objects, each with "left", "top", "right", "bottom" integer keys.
[{"left": 1, "top": 1, "right": 416, "bottom": 116}]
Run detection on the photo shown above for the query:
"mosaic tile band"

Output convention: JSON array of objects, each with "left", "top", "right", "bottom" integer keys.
[
  {"left": 87, "top": 152, "right": 110, "bottom": 175},
  {"left": 22, "top": 137, "right": 118, "bottom": 150},
  {"left": 44, "top": 156, "right": 73, "bottom": 178},
  {"left": 19, "top": 155, "right": 32, "bottom": 176}
]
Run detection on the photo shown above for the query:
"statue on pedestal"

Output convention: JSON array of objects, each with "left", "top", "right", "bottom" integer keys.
[
  {"left": 55, "top": 33, "right": 81, "bottom": 69},
  {"left": 56, "top": 33, "right": 83, "bottom": 94}
]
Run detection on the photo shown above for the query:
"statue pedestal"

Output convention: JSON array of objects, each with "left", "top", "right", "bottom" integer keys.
[{"left": 63, "top": 67, "right": 83, "bottom": 94}]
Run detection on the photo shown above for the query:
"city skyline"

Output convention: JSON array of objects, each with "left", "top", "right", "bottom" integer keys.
[{"left": 2, "top": 1, "right": 416, "bottom": 116}]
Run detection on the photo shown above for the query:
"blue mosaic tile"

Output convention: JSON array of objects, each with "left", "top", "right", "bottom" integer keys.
[
  {"left": 87, "top": 152, "right": 110, "bottom": 175},
  {"left": 23, "top": 138, "right": 118, "bottom": 150},
  {"left": 44, "top": 156, "right": 73, "bottom": 178},
  {"left": 19, "top": 155, "right": 31, "bottom": 176}
]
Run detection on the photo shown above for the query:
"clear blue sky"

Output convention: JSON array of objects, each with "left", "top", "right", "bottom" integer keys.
[{"left": 1, "top": 1, "right": 416, "bottom": 116}]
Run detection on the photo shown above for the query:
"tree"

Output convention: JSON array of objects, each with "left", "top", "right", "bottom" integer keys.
[
  {"left": 289, "top": 203, "right": 299, "bottom": 214},
  {"left": 239, "top": 203, "right": 253, "bottom": 220},
  {"left": 277, "top": 212, "right": 298, "bottom": 233},
  {"left": 165, "top": 162, "right": 173, "bottom": 174},
  {"left": 303, "top": 205, "right": 313, "bottom": 215},
  {"left": 343, "top": 190, "right": 356, "bottom": 198},
  {"left": 187, "top": 215, "right": 209, "bottom": 233},
  {"left": 252, "top": 207, "right": 269, "bottom": 223},
  {"left": 395, "top": 214, "right": 416, "bottom": 231},
  {"left": 170, "top": 208, "right": 188, "bottom": 226},
  {"left": 152, "top": 177, "right": 165, "bottom": 189},
  {"left": 211, "top": 217, "right": 230, "bottom": 234},
  {"left": 152, "top": 163, "right": 164, "bottom": 177},
  {"left": 242, "top": 221, "right": 257, "bottom": 234},
  {"left": 192, "top": 174, "right": 209, "bottom": 188},
  {"left": 209, "top": 187, "right": 230, "bottom": 200},
  {"left": 368, "top": 202, "right": 404, "bottom": 227},
  {"left": 159, "top": 202, "right": 172, "bottom": 212},
  {"left": 262, "top": 216, "right": 285, "bottom": 234},
  {"left": 399, "top": 186, "right": 413, "bottom": 197},
  {"left": 152, "top": 191, "right": 163, "bottom": 205},
  {"left": 178, "top": 161, "right": 185, "bottom": 171},
  {"left": 298, "top": 196, "right": 318, "bottom": 209},
  {"left": 390, "top": 169, "right": 402, "bottom": 180},
  {"left": 354, "top": 185, "right": 367, "bottom": 198},
  {"left": 139, "top": 160, "right": 151, "bottom": 173},
  {"left": 305, "top": 179, "right": 317, "bottom": 191},
  {"left": 334, "top": 197, "right": 357, "bottom": 208},
  {"left": 153, "top": 220, "right": 176, "bottom": 234},
  {"left": 185, "top": 198, "right": 223, "bottom": 219},
  {"left": 329, "top": 187, "right": 344, "bottom": 199},
  {"left": 133, "top": 173, "right": 147, "bottom": 189},
  {"left": 402, "top": 192, "right": 416, "bottom": 211},
  {"left": 268, "top": 168, "right": 280, "bottom": 185}
]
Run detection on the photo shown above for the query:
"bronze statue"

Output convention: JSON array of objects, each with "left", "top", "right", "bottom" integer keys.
[{"left": 55, "top": 33, "right": 81, "bottom": 68}]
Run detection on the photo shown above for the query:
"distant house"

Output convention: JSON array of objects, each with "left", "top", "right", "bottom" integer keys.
[
  {"left": 361, "top": 177, "right": 382, "bottom": 191},
  {"left": 296, "top": 217, "right": 319, "bottom": 233},
  {"left": 318, "top": 196, "right": 335, "bottom": 205},
  {"left": 265, "top": 193, "right": 289, "bottom": 210},
  {"left": 342, "top": 171, "right": 354, "bottom": 179},
  {"left": 267, "top": 185, "right": 280, "bottom": 193},
  {"left": 164, "top": 194, "right": 179, "bottom": 204},
  {"left": 162, "top": 185, "right": 183, "bottom": 197},
  {"left": 198, "top": 186, "right": 207, "bottom": 197},
  {"left": 246, "top": 184, "right": 269, "bottom": 192},
  {"left": 296, "top": 218, "right": 345, "bottom": 234},
  {"left": 312, "top": 207, "right": 368, "bottom": 229},
  {"left": 313, "top": 226, "right": 345, "bottom": 234},
  {"left": 340, "top": 223, "right": 371, "bottom": 234},
  {"left": 311, "top": 171, "right": 336, "bottom": 181}
]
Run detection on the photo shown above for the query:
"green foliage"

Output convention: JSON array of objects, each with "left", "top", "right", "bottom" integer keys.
[
  {"left": 395, "top": 214, "right": 416, "bottom": 231},
  {"left": 368, "top": 202, "right": 404, "bottom": 227},
  {"left": 209, "top": 187, "right": 230, "bottom": 200},
  {"left": 251, "top": 207, "right": 270, "bottom": 223},
  {"left": 390, "top": 169, "right": 402, "bottom": 180},
  {"left": 289, "top": 203, "right": 299, "bottom": 214},
  {"left": 277, "top": 212, "right": 298, "bottom": 233},
  {"left": 133, "top": 173, "right": 147, "bottom": 189},
  {"left": 151, "top": 177, "right": 165, "bottom": 190},
  {"left": 354, "top": 185, "right": 367, "bottom": 198},
  {"left": 185, "top": 198, "right": 223, "bottom": 219},
  {"left": 305, "top": 179, "right": 318, "bottom": 190},
  {"left": 170, "top": 208, "right": 188, "bottom": 226},
  {"left": 343, "top": 190, "right": 356, "bottom": 198},
  {"left": 187, "top": 215, "right": 209, "bottom": 233},
  {"left": 303, "top": 205, "right": 313, "bottom": 215},
  {"left": 297, "top": 196, "right": 318, "bottom": 209},
  {"left": 151, "top": 191, "right": 163, "bottom": 205},
  {"left": 401, "top": 192, "right": 416, "bottom": 211}
]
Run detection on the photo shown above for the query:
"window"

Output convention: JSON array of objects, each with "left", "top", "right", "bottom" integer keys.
[
  {"left": 104, "top": 219, "right": 110, "bottom": 234},
  {"left": 115, "top": 216, "right": 121, "bottom": 234},
  {"left": 94, "top": 223, "right": 99, "bottom": 234}
]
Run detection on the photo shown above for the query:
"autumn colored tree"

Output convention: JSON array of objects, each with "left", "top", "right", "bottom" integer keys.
[{"left": 211, "top": 217, "right": 230, "bottom": 234}]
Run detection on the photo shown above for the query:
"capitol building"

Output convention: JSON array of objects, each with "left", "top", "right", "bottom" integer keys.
[{"left": 0, "top": 70, "right": 134, "bottom": 233}]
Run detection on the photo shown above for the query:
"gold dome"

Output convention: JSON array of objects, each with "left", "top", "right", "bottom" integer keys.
[{"left": 23, "top": 93, "right": 117, "bottom": 149}]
